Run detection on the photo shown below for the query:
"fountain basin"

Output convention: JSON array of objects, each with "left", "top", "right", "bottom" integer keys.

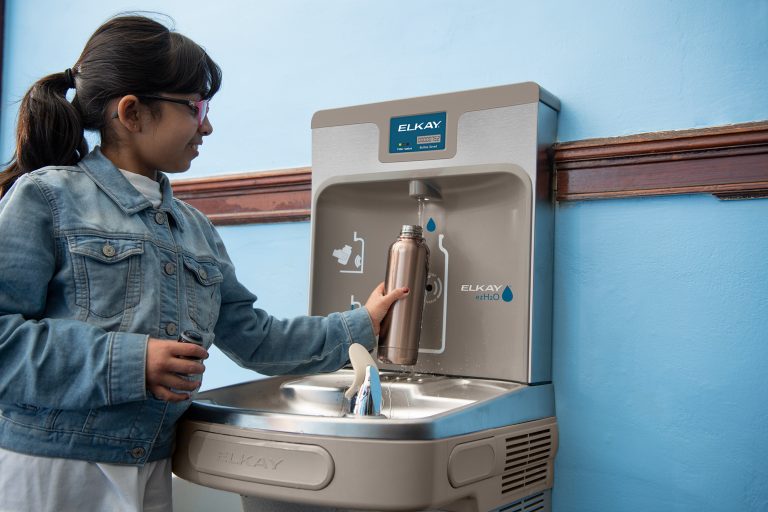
[{"left": 183, "top": 370, "right": 554, "bottom": 440}]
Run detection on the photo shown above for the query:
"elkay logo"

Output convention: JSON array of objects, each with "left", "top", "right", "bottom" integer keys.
[
  {"left": 397, "top": 120, "right": 443, "bottom": 132},
  {"left": 460, "top": 284, "right": 514, "bottom": 303},
  {"left": 217, "top": 451, "right": 284, "bottom": 470}
]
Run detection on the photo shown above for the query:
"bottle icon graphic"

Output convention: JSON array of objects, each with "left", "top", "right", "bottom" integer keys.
[{"left": 332, "top": 232, "right": 365, "bottom": 274}]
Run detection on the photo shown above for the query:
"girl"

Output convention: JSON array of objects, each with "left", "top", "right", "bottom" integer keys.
[{"left": 0, "top": 14, "right": 406, "bottom": 511}]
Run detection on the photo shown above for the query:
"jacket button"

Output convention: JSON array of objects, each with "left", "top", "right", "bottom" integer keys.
[
  {"left": 164, "top": 262, "right": 176, "bottom": 275},
  {"left": 199, "top": 269, "right": 208, "bottom": 280},
  {"left": 166, "top": 322, "right": 178, "bottom": 336},
  {"left": 155, "top": 212, "right": 166, "bottom": 225},
  {"left": 131, "top": 447, "right": 145, "bottom": 458},
  {"left": 102, "top": 243, "right": 116, "bottom": 257}
]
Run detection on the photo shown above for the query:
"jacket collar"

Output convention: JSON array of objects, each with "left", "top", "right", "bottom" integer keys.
[{"left": 78, "top": 147, "right": 186, "bottom": 230}]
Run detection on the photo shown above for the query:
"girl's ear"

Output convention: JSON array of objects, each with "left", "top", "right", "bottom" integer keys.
[{"left": 114, "top": 95, "right": 143, "bottom": 132}]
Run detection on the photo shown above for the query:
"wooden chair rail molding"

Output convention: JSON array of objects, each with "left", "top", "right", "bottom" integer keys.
[
  {"left": 554, "top": 120, "right": 768, "bottom": 201},
  {"left": 171, "top": 167, "right": 312, "bottom": 225},
  {"left": 172, "top": 121, "right": 768, "bottom": 225}
]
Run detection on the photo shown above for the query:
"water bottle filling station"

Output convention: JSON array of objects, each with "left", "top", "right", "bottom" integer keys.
[{"left": 174, "top": 82, "right": 560, "bottom": 512}]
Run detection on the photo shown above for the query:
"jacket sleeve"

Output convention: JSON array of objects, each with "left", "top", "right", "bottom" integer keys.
[
  {"left": 209, "top": 224, "right": 376, "bottom": 376},
  {"left": 0, "top": 175, "right": 147, "bottom": 410}
]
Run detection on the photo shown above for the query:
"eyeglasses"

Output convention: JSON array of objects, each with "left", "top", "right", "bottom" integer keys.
[{"left": 137, "top": 95, "right": 210, "bottom": 127}]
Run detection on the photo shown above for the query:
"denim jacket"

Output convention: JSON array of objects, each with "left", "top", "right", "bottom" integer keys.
[{"left": 0, "top": 148, "right": 375, "bottom": 465}]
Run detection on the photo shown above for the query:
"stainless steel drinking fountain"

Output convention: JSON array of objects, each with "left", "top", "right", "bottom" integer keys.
[{"left": 173, "top": 82, "right": 560, "bottom": 512}]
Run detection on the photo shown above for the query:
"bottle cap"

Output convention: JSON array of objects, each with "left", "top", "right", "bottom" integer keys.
[
  {"left": 400, "top": 224, "right": 423, "bottom": 238},
  {"left": 180, "top": 330, "right": 203, "bottom": 346}
]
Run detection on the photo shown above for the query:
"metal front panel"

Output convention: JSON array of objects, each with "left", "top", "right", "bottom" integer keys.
[
  {"left": 175, "top": 418, "right": 557, "bottom": 511},
  {"left": 311, "top": 103, "right": 539, "bottom": 182},
  {"left": 312, "top": 82, "right": 559, "bottom": 165}
]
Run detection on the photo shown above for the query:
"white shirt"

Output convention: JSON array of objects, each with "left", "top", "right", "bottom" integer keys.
[
  {"left": 119, "top": 168, "right": 163, "bottom": 208},
  {"left": 0, "top": 446, "right": 172, "bottom": 511}
]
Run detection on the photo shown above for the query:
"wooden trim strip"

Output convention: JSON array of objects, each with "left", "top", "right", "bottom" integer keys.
[
  {"left": 172, "top": 167, "right": 311, "bottom": 225},
  {"left": 554, "top": 121, "right": 768, "bottom": 201},
  {"left": 171, "top": 121, "right": 768, "bottom": 225}
]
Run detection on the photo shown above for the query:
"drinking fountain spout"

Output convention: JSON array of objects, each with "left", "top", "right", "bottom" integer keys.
[{"left": 346, "top": 343, "right": 382, "bottom": 416}]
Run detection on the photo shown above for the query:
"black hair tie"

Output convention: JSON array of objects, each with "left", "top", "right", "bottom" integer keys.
[{"left": 64, "top": 68, "right": 76, "bottom": 90}]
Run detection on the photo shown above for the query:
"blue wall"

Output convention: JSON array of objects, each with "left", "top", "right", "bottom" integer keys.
[
  {"left": 2, "top": 1, "right": 767, "bottom": 511},
  {"left": 554, "top": 195, "right": 768, "bottom": 511}
]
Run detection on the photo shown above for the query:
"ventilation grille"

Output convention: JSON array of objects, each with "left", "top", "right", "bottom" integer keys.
[
  {"left": 500, "top": 427, "right": 553, "bottom": 496},
  {"left": 497, "top": 491, "right": 547, "bottom": 512}
]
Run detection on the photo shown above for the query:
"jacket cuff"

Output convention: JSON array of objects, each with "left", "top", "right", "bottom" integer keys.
[
  {"left": 108, "top": 332, "right": 148, "bottom": 404},
  {"left": 342, "top": 307, "right": 377, "bottom": 351}
]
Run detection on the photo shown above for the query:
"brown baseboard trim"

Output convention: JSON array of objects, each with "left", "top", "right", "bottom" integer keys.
[{"left": 171, "top": 121, "right": 768, "bottom": 225}]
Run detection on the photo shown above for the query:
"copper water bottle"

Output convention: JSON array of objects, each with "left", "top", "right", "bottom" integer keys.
[{"left": 378, "top": 225, "right": 429, "bottom": 365}]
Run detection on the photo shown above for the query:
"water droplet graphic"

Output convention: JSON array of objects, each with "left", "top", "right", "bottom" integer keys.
[
  {"left": 502, "top": 286, "right": 513, "bottom": 302},
  {"left": 426, "top": 218, "right": 436, "bottom": 232}
]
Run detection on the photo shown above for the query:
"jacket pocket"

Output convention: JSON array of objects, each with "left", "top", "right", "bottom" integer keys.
[
  {"left": 69, "top": 236, "right": 144, "bottom": 318},
  {"left": 182, "top": 255, "right": 223, "bottom": 331}
]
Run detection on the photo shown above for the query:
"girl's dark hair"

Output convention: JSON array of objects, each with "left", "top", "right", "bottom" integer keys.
[{"left": 0, "top": 14, "right": 222, "bottom": 193}]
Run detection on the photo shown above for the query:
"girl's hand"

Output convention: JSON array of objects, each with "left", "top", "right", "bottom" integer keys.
[
  {"left": 146, "top": 338, "right": 209, "bottom": 402},
  {"left": 364, "top": 282, "right": 410, "bottom": 335}
]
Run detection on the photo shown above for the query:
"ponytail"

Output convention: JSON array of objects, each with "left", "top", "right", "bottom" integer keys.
[{"left": 0, "top": 70, "right": 88, "bottom": 195}]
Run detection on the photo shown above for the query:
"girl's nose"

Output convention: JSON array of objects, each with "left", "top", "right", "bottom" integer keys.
[{"left": 200, "top": 114, "right": 213, "bottom": 136}]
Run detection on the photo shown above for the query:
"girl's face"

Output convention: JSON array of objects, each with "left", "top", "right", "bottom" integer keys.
[{"left": 135, "top": 93, "right": 213, "bottom": 175}]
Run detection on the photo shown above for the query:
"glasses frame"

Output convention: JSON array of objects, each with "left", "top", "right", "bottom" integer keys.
[{"left": 136, "top": 95, "right": 209, "bottom": 127}]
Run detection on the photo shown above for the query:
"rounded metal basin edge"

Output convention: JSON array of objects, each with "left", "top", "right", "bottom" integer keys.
[{"left": 183, "top": 371, "right": 555, "bottom": 440}]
